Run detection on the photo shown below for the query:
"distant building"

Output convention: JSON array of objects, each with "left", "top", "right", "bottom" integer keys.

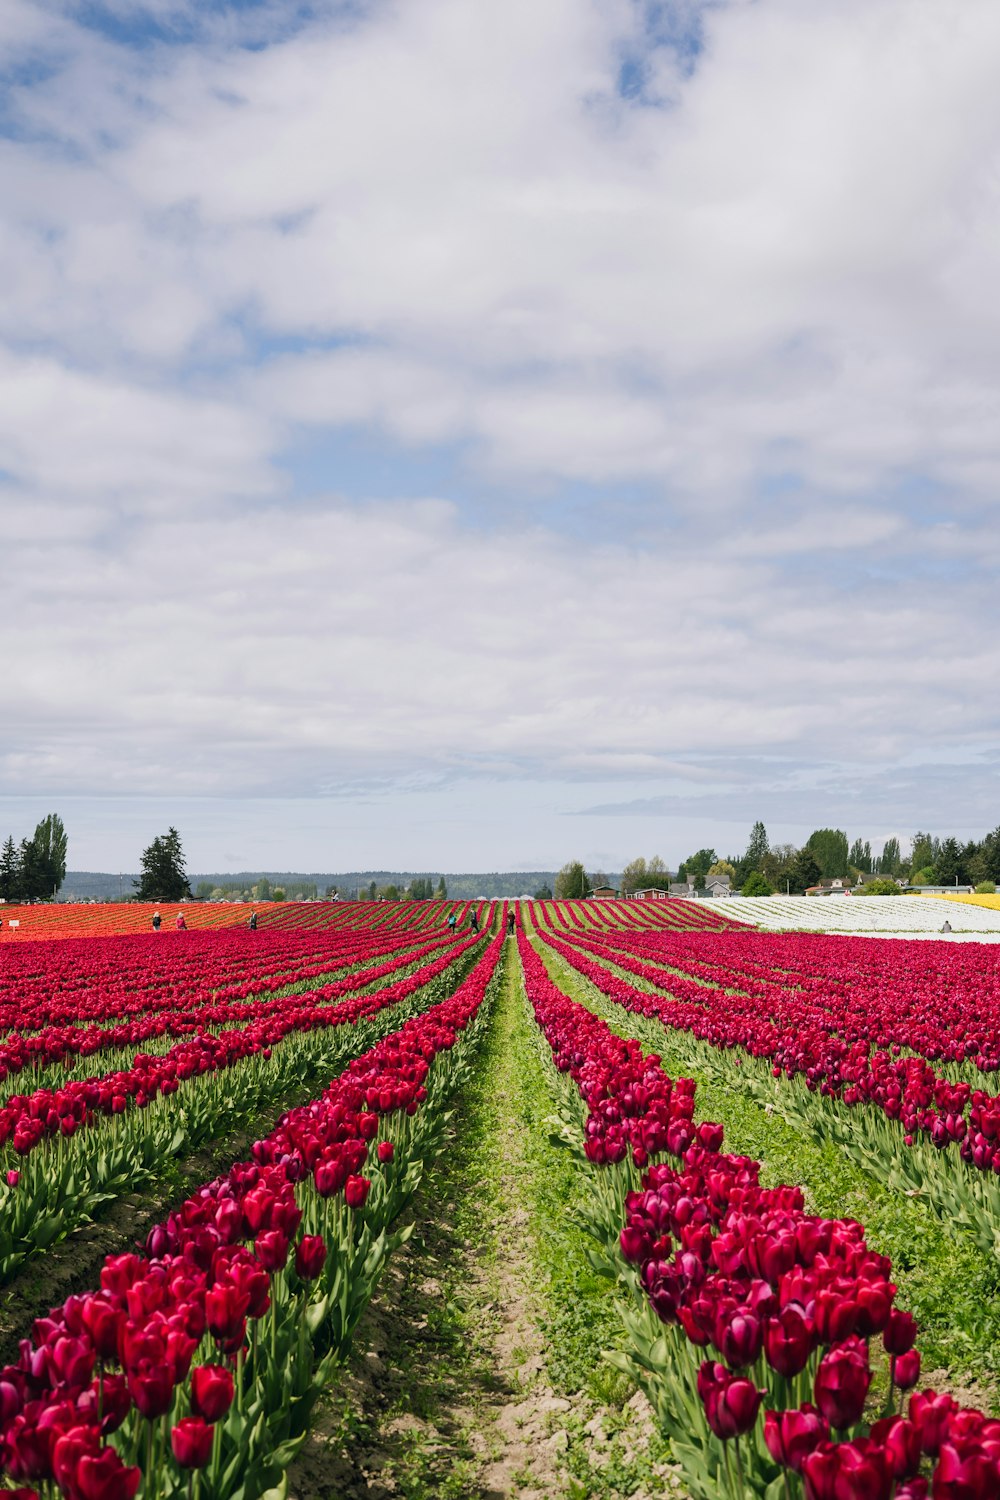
[
  {"left": 588, "top": 886, "right": 619, "bottom": 899},
  {"left": 634, "top": 887, "right": 674, "bottom": 900},
  {"left": 704, "top": 875, "right": 732, "bottom": 897}
]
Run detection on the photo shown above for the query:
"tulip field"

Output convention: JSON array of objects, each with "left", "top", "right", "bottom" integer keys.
[{"left": 0, "top": 899, "right": 998, "bottom": 1498}]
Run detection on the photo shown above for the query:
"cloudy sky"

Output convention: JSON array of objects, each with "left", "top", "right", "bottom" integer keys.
[{"left": 3, "top": 0, "right": 1000, "bottom": 874}]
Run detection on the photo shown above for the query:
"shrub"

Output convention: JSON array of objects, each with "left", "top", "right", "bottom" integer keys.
[
  {"left": 975, "top": 881, "right": 996, "bottom": 895},
  {"left": 857, "top": 878, "right": 903, "bottom": 896},
  {"left": 741, "top": 871, "right": 773, "bottom": 897}
]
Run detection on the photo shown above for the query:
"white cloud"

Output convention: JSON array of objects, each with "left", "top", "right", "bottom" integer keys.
[{"left": 2, "top": 0, "right": 1000, "bottom": 864}]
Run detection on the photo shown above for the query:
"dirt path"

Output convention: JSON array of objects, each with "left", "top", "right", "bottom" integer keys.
[
  {"left": 286, "top": 940, "right": 574, "bottom": 1499},
  {"left": 287, "top": 939, "right": 682, "bottom": 1500}
]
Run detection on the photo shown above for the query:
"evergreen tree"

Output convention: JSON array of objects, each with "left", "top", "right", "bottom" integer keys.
[
  {"left": 0, "top": 837, "right": 19, "bottom": 903},
  {"left": 135, "top": 827, "right": 192, "bottom": 902},
  {"left": 744, "top": 823, "right": 769, "bottom": 874},
  {"left": 848, "top": 838, "right": 872, "bottom": 873},
  {"left": 436, "top": 875, "right": 447, "bottom": 899},
  {"left": 935, "top": 837, "right": 963, "bottom": 886},
  {"left": 18, "top": 837, "right": 48, "bottom": 902}
]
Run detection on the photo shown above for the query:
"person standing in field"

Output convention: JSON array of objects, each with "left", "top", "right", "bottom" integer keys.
[
  {"left": 470, "top": 909, "right": 479, "bottom": 933},
  {"left": 175, "top": 911, "right": 187, "bottom": 931},
  {"left": 447, "top": 911, "right": 457, "bottom": 935},
  {"left": 152, "top": 911, "right": 161, "bottom": 931},
  {"left": 249, "top": 911, "right": 258, "bottom": 931},
  {"left": 507, "top": 909, "right": 516, "bottom": 935}
]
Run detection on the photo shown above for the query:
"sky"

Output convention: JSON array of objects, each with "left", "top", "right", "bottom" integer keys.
[{"left": 3, "top": 0, "right": 1000, "bottom": 874}]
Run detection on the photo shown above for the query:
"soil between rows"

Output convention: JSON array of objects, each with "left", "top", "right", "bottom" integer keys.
[{"left": 287, "top": 941, "right": 683, "bottom": 1500}]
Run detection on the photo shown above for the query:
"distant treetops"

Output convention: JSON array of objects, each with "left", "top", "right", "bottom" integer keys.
[{"left": 0, "top": 814, "right": 67, "bottom": 904}]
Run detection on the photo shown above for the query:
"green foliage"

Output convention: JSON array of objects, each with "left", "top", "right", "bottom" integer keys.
[
  {"left": 555, "top": 861, "right": 589, "bottom": 899},
  {"left": 976, "top": 881, "right": 997, "bottom": 895},
  {"left": 857, "top": 878, "right": 903, "bottom": 896},
  {"left": 804, "top": 827, "right": 849, "bottom": 878},
  {"left": 678, "top": 849, "right": 716, "bottom": 881},
  {"left": 0, "top": 838, "right": 18, "bottom": 903},
  {"left": 910, "top": 831, "right": 938, "bottom": 878},
  {"left": 741, "top": 871, "right": 773, "bottom": 897},
  {"left": 848, "top": 838, "right": 872, "bottom": 873},
  {"left": 621, "top": 855, "right": 671, "bottom": 894},
  {"left": 706, "top": 859, "right": 736, "bottom": 881},
  {"left": 272, "top": 887, "right": 286, "bottom": 901},
  {"left": 743, "top": 822, "right": 769, "bottom": 873},
  {"left": 408, "top": 877, "right": 435, "bottom": 900},
  {"left": 435, "top": 875, "right": 447, "bottom": 899},
  {"left": 134, "top": 827, "right": 192, "bottom": 903},
  {"left": 533, "top": 884, "right": 553, "bottom": 900},
  {"left": 911, "top": 867, "right": 936, "bottom": 887},
  {"left": 936, "top": 836, "right": 964, "bottom": 887},
  {"left": 877, "top": 837, "right": 904, "bottom": 877},
  {"left": 0, "top": 814, "right": 67, "bottom": 902},
  {"left": 785, "top": 858, "right": 827, "bottom": 888},
  {"left": 32, "top": 814, "right": 67, "bottom": 895}
]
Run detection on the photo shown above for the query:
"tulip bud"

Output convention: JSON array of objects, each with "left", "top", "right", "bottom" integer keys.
[
  {"left": 344, "top": 1176, "right": 371, "bottom": 1210},
  {"left": 190, "top": 1364, "right": 234, "bottom": 1423},
  {"left": 295, "top": 1235, "right": 327, "bottom": 1281},
  {"left": 763, "top": 1405, "right": 829, "bottom": 1473},
  {"left": 883, "top": 1308, "right": 918, "bottom": 1356},
  {"left": 893, "top": 1349, "right": 921, "bottom": 1391},
  {"left": 171, "top": 1417, "right": 214, "bottom": 1470},
  {"left": 377, "top": 1141, "right": 394, "bottom": 1163},
  {"left": 813, "top": 1339, "right": 871, "bottom": 1430}
]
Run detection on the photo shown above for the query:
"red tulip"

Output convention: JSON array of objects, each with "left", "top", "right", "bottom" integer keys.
[
  {"left": 801, "top": 1438, "right": 892, "bottom": 1500},
  {"left": 294, "top": 1235, "right": 327, "bottom": 1281},
  {"left": 190, "top": 1364, "right": 234, "bottom": 1423},
  {"left": 931, "top": 1442, "right": 998, "bottom": 1500},
  {"left": 171, "top": 1417, "right": 214, "bottom": 1470},
  {"left": 814, "top": 1339, "right": 871, "bottom": 1430},
  {"left": 869, "top": 1417, "right": 921, "bottom": 1480},
  {"left": 764, "top": 1306, "right": 813, "bottom": 1378},
  {"left": 127, "top": 1362, "right": 175, "bottom": 1420},
  {"left": 205, "top": 1283, "right": 250, "bottom": 1343},
  {"left": 254, "top": 1229, "right": 289, "bottom": 1272},
  {"left": 764, "top": 1405, "right": 829, "bottom": 1472},
  {"left": 344, "top": 1176, "right": 371, "bottom": 1209},
  {"left": 894, "top": 1349, "right": 922, "bottom": 1391},
  {"left": 884, "top": 1308, "right": 918, "bottom": 1355}
]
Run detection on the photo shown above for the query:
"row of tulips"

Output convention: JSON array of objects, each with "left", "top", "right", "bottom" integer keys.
[
  {"left": 518, "top": 929, "right": 998, "bottom": 1500},
  {"left": 0, "top": 931, "right": 506, "bottom": 1499},
  {"left": 0, "top": 920, "right": 467, "bottom": 1034},
  {"left": 0, "top": 898, "right": 491, "bottom": 947},
  {"left": 0, "top": 929, "right": 470, "bottom": 1100},
  {"left": 536, "top": 918, "right": 1000, "bottom": 1260},
  {"left": 535, "top": 926, "right": 1000, "bottom": 1255},
  {"left": 535, "top": 898, "right": 734, "bottom": 935},
  {"left": 0, "top": 931, "right": 488, "bottom": 1284}
]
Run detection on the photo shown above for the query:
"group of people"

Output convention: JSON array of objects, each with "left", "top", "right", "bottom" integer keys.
[
  {"left": 152, "top": 910, "right": 258, "bottom": 931},
  {"left": 446, "top": 908, "right": 518, "bottom": 935},
  {"left": 151, "top": 911, "right": 186, "bottom": 931}
]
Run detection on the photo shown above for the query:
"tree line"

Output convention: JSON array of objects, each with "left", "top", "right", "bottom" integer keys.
[
  {"left": 554, "top": 822, "right": 1000, "bottom": 902},
  {"left": 0, "top": 815, "right": 67, "bottom": 904}
]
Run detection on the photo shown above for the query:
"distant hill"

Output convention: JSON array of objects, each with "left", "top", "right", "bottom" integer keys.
[{"left": 58, "top": 870, "right": 595, "bottom": 901}]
